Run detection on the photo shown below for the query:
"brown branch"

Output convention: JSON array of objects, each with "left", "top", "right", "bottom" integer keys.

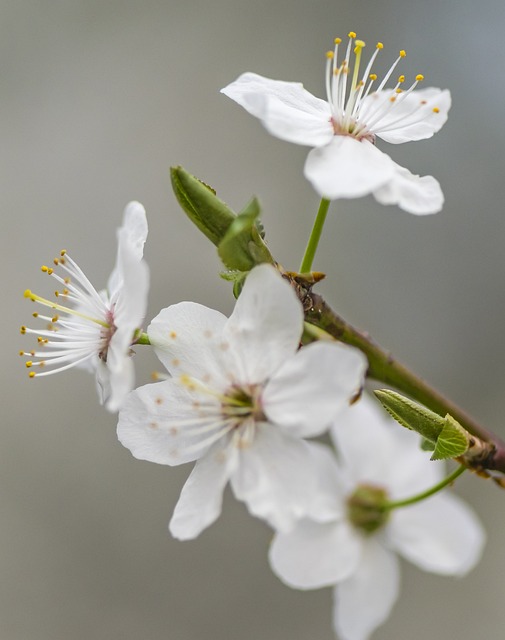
[{"left": 292, "top": 277, "right": 505, "bottom": 474}]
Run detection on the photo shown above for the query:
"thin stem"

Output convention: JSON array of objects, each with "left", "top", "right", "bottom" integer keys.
[
  {"left": 382, "top": 464, "right": 466, "bottom": 511},
  {"left": 299, "top": 198, "right": 331, "bottom": 273}
]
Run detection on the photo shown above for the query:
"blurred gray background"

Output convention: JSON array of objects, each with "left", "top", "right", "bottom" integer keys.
[{"left": 3, "top": 1, "right": 505, "bottom": 639}]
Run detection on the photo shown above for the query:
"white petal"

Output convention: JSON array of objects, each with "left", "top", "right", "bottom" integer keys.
[
  {"left": 304, "top": 137, "right": 396, "bottom": 200},
  {"left": 148, "top": 302, "right": 229, "bottom": 387},
  {"left": 117, "top": 379, "right": 223, "bottom": 466},
  {"left": 269, "top": 520, "right": 362, "bottom": 589},
  {"left": 107, "top": 201, "right": 149, "bottom": 295},
  {"left": 370, "top": 88, "right": 451, "bottom": 144},
  {"left": 373, "top": 163, "right": 444, "bottom": 215},
  {"left": 230, "top": 425, "right": 323, "bottom": 531},
  {"left": 221, "top": 72, "right": 333, "bottom": 146},
  {"left": 263, "top": 341, "right": 367, "bottom": 438},
  {"left": 387, "top": 493, "right": 486, "bottom": 575},
  {"left": 169, "top": 442, "right": 239, "bottom": 540},
  {"left": 331, "top": 393, "right": 404, "bottom": 487},
  {"left": 223, "top": 264, "right": 303, "bottom": 385},
  {"left": 333, "top": 540, "right": 400, "bottom": 640},
  {"left": 102, "top": 341, "right": 135, "bottom": 412}
]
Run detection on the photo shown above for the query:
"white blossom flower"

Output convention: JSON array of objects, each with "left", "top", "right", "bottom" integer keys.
[
  {"left": 222, "top": 32, "right": 450, "bottom": 214},
  {"left": 117, "top": 264, "right": 367, "bottom": 539},
  {"left": 20, "top": 201, "right": 149, "bottom": 412},
  {"left": 269, "top": 393, "right": 485, "bottom": 640}
]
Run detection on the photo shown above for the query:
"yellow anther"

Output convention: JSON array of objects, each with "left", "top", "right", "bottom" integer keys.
[
  {"left": 25, "top": 361, "right": 33, "bottom": 368},
  {"left": 24, "top": 289, "right": 34, "bottom": 299},
  {"left": 398, "top": 75, "right": 405, "bottom": 83},
  {"left": 396, "top": 88, "right": 403, "bottom": 94},
  {"left": 354, "top": 39, "right": 366, "bottom": 53},
  {"left": 54, "top": 291, "right": 59, "bottom": 297},
  {"left": 433, "top": 107, "right": 440, "bottom": 113},
  {"left": 416, "top": 74, "right": 424, "bottom": 82},
  {"left": 19, "top": 350, "right": 24, "bottom": 356},
  {"left": 20, "top": 326, "right": 26, "bottom": 334},
  {"left": 64, "top": 278, "right": 70, "bottom": 284},
  {"left": 348, "top": 31, "right": 357, "bottom": 38},
  {"left": 60, "top": 250, "right": 67, "bottom": 256},
  {"left": 32, "top": 312, "right": 38, "bottom": 318},
  {"left": 51, "top": 315, "right": 59, "bottom": 322},
  {"left": 41, "top": 265, "right": 49, "bottom": 273},
  {"left": 326, "top": 51, "right": 334, "bottom": 59},
  {"left": 62, "top": 289, "right": 69, "bottom": 296},
  {"left": 29, "top": 371, "right": 36, "bottom": 378},
  {"left": 390, "top": 96, "right": 397, "bottom": 102},
  {"left": 47, "top": 268, "right": 54, "bottom": 275},
  {"left": 376, "top": 42, "right": 384, "bottom": 49},
  {"left": 37, "top": 336, "right": 43, "bottom": 343},
  {"left": 53, "top": 258, "right": 59, "bottom": 265},
  {"left": 369, "top": 73, "right": 377, "bottom": 81},
  {"left": 399, "top": 50, "right": 406, "bottom": 57},
  {"left": 334, "top": 37, "right": 342, "bottom": 44}
]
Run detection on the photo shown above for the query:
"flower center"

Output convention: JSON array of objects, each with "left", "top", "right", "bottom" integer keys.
[
  {"left": 325, "top": 32, "right": 428, "bottom": 141},
  {"left": 347, "top": 483, "right": 390, "bottom": 534},
  {"left": 222, "top": 383, "right": 266, "bottom": 424}
]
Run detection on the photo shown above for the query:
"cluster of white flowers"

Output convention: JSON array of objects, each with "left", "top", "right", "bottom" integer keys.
[{"left": 20, "top": 32, "right": 486, "bottom": 640}]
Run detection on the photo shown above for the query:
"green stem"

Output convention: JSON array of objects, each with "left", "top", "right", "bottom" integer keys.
[
  {"left": 382, "top": 464, "right": 467, "bottom": 511},
  {"left": 299, "top": 198, "right": 331, "bottom": 273},
  {"left": 135, "top": 332, "right": 150, "bottom": 345}
]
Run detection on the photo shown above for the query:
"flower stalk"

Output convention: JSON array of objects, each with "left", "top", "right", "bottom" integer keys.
[
  {"left": 381, "top": 464, "right": 467, "bottom": 511},
  {"left": 299, "top": 198, "right": 331, "bottom": 273}
]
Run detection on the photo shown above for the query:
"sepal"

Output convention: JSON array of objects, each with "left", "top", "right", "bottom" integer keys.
[
  {"left": 218, "top": 196, "right": 274, "bottom": 271},
  {"left": 374, "top": 390, "right": 471, "bottom": 460}
]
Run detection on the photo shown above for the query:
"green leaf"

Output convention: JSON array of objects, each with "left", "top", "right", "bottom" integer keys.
[
  {"left": 420, "top": 438, "right": 436, "bottom": 452},
  {"left": 431, "top": 414, "right": 470, "bottom": 461},
  {"left": 218, "top": 198, "right": 274, "bottom": 271},
  {"left": 170, "top": 166, "right": 236, "bottom": 246},
  {"left": 374, "top": 390, "right": 445, "bottom": 443},
  {"left": 220, "top": 269, "right": 249, "bottom": 297}
]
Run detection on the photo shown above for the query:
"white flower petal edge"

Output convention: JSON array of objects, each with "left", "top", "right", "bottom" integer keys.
[
  {"left": 117, "top": 264, "right": 367, "bottom": 536},
  {"left": 21, "top": 201, "right": 149, "bottom": 412},
  {"left": 170, "top": 441, "right": 239, "bottom": 540},
  {"left": 270, "top": 518, "right": 362, "bottom": 590},
  {"left": 333, "top": 540, "right": 400, "bottom": 640},
  {"left": 304, "top": 137, "right": 396, "bottom": 200},
  {"left": 373, "top": 163, "right": 444, "bottom": 215},
  {"left": 262, "top": 340, "right": 367, "bottom": 438},
  {"left": 220, "top": 72, "right": 333, "bottom": 147},
  {"left": 222, "top": 35, "right": 450, "bottom": 214},
  {"left": 103, "top": 202, "right": 150, "bottom": 410},
  {"left": 387, "top": 493, "right": 486, "bottom": 575}
]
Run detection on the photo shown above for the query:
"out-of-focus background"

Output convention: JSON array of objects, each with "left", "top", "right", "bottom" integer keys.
[{"left": 3, "top": 1, "right": 505, "bottom": 638}]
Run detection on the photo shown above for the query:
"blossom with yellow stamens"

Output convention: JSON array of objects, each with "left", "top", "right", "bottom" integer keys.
[
  {"left": 221, "top": 32, "right": 451, "bottom": 214},
  {"left": 117, "top": 264, "right": 367, "bottom": 539},
  {"left": 20, "top": 201, "right": 149, "bottom": 411}
]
